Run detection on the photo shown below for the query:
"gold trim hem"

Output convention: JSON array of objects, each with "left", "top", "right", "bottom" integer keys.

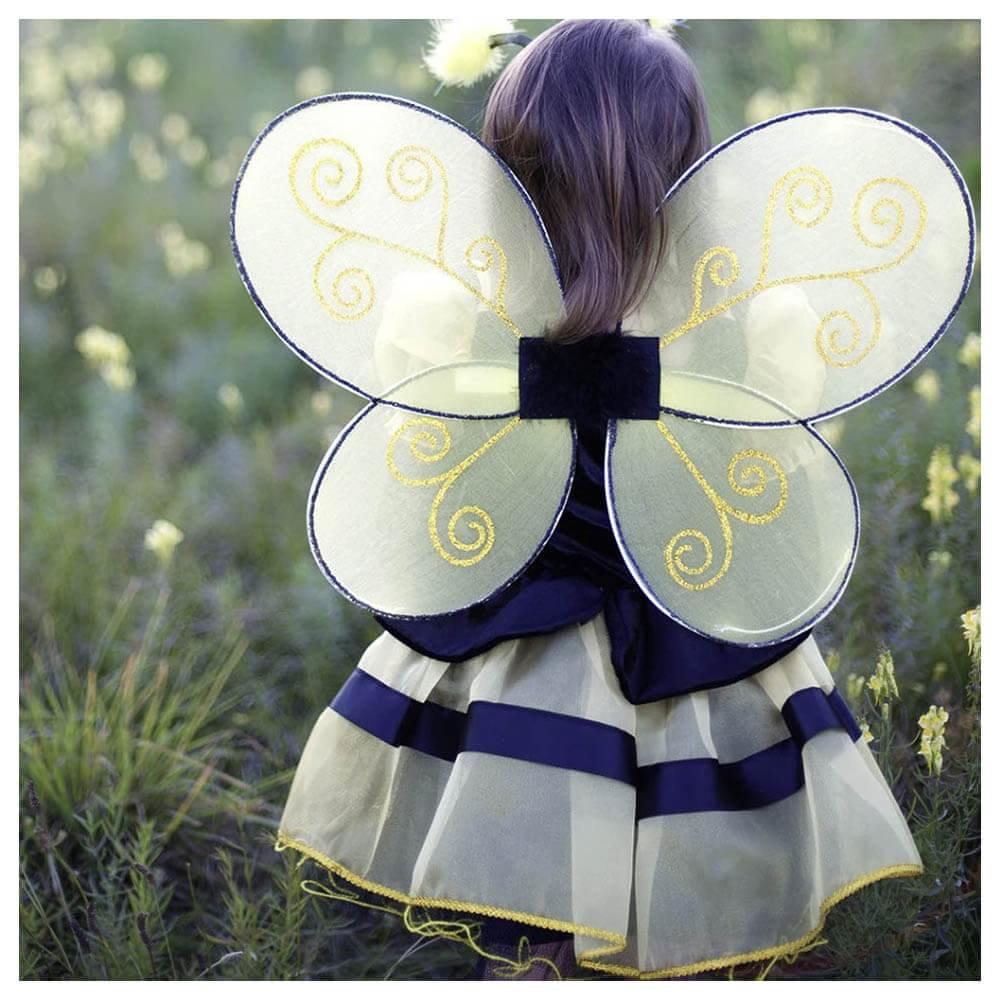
[{"left": 276, "top": 832, "right": 922, "bottom": 979}]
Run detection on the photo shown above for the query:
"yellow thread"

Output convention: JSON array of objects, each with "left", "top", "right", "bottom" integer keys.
[
  {"left": 660, "top": 167, "right": 927, "bottom": 372},
  {"left": 403, "top": 909, "right": 565, "bottom": 979},
  {"left": 275, "top": 834, "right": 921, "bottom": 979},
  {"left": 657, "top": 422, "right": 787, "bottom": 591},
  {"left": 289, "top": 138, "right": 521, "bottom": 338},
  {"left": 386, "top": 416, "right": 520, "bottom": 567}
]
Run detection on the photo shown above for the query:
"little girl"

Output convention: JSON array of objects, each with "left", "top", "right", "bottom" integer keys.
[{"left": 261, "top": 19, "right": 956, "bottom": 979}]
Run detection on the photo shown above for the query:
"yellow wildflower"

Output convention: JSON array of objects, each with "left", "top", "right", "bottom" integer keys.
[
  {"left": 295, "top": 66, "right": 333, "bottom": 99},
  {"left": 920, "top": 445, "right": 959, "bottom": 522},
  {"left": 144, "top": 519, "right": 184, "bottom": 567},
  {"left": 957, "top": 331, "right": 981, "bottom": 367},
  {"left": 178, "top": 136, "right": 207, "bottom": 167},
  {"left": 343, "top": 22, "right": 373, "bottom": 47},
  {"left": 820, "top": 417, "right": 845, "bottom": 447},
  {"left": 858, "top": 720, "right": 874, "bottom": 745},
  {"left": 32, "top": 264, "right": 66, "bottom": 297},
  {"left": 129, "top": 133, "right": 168, "bottom": 183},
  {"left": 866, "top": 649, "right": 899, "bottom": 708},
  {"left": 917, "top": 705, "right": 948, "bottom": 776},
  {"left": 966, "top": 386, "right": 980, "bottom": 445},
  {"left": 127, "top": 52, "right": 169, "bottom": 92},
  {"left": 158, "top": 222, "right": 211, "bottom": 277},
  {"left": 824, "top": 649, "right": 840, "bottom": 675},
  {"left": 75, "top": 325, "right": 131, "bottom": 367},
  {"left": 218, "top": 383, "right": 244, "bottom": 414},
  {"left": 846, "top": 673, "right": 865, "bottom": 704},
  {"left": 160, "top": 112, "right": 190, "bottom": 146},
  {"left": 913, "top": 370, "right": 940, "bottom": 405},
  {"left": 79, "top": 86, "right": 125, "bottom": 148},
  {"left": 961, "top": 606, "right": 981, "bottom": 665},
  {"left": 423, "top": 18, "right": 516, "bottom": 87},
  {"left": 928, "top": 550, "right": 952, "bottom": 575},
  {"left": 99, "top": 360, "right": 135, "bottom": 390},
  {"left": 311, "top": 391, "right": 333, "bottom": 416},
  {"left": 367, "top": 48, "right": 395, "bottom": 79},
  {"left": 745, "top": 87, "right": 788, "bottom": 125},
  {"left": 957, "top": 453, "right": 980, "bottom": 494}
]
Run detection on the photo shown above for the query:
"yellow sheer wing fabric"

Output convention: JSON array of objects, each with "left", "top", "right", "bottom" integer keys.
[
  {"left": 232, "top": 98, "right": 973, "bottom": 639},
  {"left": 611, "top": 108, "right": 974, "bottom": 644},
  {"left": 232, "top": 94, "right": 574, "bottom": 617}
]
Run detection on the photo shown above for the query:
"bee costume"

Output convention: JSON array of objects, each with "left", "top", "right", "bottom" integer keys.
[{"left": 231, "top": 73, "right": 974, "bottom": 977}]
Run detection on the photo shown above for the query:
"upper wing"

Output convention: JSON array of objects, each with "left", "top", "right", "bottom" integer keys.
[
  {"left": 627, "top": 108, "right": 975, "bottom": 425},
  {"left": 231, "top": 93, "right": 565, "bottom": 416}
]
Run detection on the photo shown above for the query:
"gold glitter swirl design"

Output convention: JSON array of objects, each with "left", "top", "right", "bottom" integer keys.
[
  {"left": 814, "top": 278, "right": 880, "bottom": 367},
  {"left": 661, "top": 166, "right": 927, "bottom": 370},
  {"left": 289, "top": 138, "right": 519, "bottom": 336},
  {"left": 853, "top": 178, "right": 924, "bottom": 252},
  {"left": 313, "top": 245, "right": 375, "bottom": 320},
  {"left": 464, "top": 236, "right": 509, "bottom": 309},
  {"left": 386, "top": 416, "right": 520, "bottom": 567},
  {"left": 289, "top": 139, "right": 363, "bottom": 221},
  {"left": 780, "top": 167, "right": 833, "bottom": 229},
  {"left": 657, "top": 421, "right": 788, "bottom": 591}
]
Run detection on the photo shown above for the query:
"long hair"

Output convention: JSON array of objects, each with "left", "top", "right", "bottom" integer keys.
[{"left": 483, "top": 20, "right": 710, "bottom": 342}]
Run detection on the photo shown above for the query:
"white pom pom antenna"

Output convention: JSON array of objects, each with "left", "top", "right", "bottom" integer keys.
[{"left": 423, "top": 18, "right": 529, "bottom": 88}]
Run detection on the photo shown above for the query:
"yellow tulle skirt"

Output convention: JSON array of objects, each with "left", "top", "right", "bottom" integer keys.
[{"left": 278, "top": 617, "right": 921, "bottom": 978}]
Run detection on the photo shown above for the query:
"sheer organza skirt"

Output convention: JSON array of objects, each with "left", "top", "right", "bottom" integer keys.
[{"left": 278, "top": 617, "right": 921, "bottom": 978}]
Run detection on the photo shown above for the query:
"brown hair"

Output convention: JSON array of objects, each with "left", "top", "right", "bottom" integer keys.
[{"left": 483, "top": 20, "right": 710, "bottom": 342}]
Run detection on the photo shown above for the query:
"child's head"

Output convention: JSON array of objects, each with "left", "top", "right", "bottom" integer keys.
[{"left": 483, "top": 19, "right": 710, "bottom": 342}]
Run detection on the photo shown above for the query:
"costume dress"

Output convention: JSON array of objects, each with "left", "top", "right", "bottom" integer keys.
[
  {"left": 231, "top": 94, "right": 974, "bottom": 978},
  {"left": 277, "top": 412, "right": 922, "bottom": 977}
]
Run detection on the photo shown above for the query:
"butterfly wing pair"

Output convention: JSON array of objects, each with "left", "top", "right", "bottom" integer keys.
[{"left": 231, "top": 94, "right": 974, "bottom": 647}]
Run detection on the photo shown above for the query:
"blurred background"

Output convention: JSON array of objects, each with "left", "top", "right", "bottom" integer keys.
[{"left": 20, "top": 20, "right": 980, "bottom": 980}]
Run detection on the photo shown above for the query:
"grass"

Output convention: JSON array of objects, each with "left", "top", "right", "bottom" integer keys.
[{"left": 20, "top": 18, "right": 980, "bottom": 980}]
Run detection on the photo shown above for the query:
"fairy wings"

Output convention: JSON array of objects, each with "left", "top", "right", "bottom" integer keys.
[{"left": 231, "top": 94, "right": 974, "bottom": 647}]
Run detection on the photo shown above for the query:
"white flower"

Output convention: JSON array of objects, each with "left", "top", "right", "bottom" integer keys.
[
  {"left": 144, "top": 519, "right": 184, "bottom": 567},
  {"left": 423, "top": 18, "right": 516, "bottom": 87}
]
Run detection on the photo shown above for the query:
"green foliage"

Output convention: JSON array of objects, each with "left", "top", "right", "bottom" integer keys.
[{"left": 20, "top": 18, "right": 979, "bottom": 981}]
